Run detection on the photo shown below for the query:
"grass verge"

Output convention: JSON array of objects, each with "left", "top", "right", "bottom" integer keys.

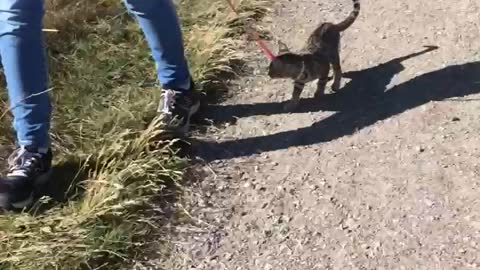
[{"left": 0, "top": 0, "right": 269, "bottom": 269}]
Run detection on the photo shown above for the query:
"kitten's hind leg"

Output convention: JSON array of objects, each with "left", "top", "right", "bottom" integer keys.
[
  {"left": 314, "top": 66, "right": 330, "bottom": 98},
  {"left": 331, "top": 53, "right": 342, "bottom": 92},
  {"left": 284, "top": 81, "right": 305, "bottom": 111}
]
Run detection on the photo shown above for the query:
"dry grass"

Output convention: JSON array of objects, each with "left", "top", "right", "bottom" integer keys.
[{"left": 0, "top": 0, "right": 269, "bottom": 269}]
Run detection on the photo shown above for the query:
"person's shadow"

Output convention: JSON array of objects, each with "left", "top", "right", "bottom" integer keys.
[{"left": 194, "top": 46, "right": 480, "bottom": 161}]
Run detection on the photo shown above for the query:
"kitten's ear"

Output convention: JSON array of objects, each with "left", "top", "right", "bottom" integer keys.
[{"left": 277, "top": 40, "right": 289, "bottom": 54}]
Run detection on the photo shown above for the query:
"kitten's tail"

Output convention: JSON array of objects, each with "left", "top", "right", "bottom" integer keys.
[{"left": 334, "top": 0, "right": 360, "bottom": 32}]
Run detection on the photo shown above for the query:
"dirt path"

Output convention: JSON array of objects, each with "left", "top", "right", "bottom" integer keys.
[{"left": 187, "top": 0, "right": 480, "bottom": 269}]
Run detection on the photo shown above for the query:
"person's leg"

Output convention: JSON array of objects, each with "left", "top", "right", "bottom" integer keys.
[
  {"left": 123, "top": 0, "right": 200, "bottom": 133},
  {"left": 0, "top": 0, "right": 50, "bottom": 149},
  {"left": 0, "top": 0, "right": 52, "bottom": 209},
  {"left": 123, "top": 0, "right": 190, "bottom": 90}
]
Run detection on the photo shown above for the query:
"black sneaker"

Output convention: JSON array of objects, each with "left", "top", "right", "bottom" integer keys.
[
  {"left": 0, "top": 147, "right": 52, "bottom": 209},
  {"left": 157, "top": 79, "right": 201, "bottom": 135}
]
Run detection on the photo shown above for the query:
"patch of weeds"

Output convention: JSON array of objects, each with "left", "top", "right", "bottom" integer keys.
[{"left": 0, "top": 0, "right": 270, "bottom": 269}]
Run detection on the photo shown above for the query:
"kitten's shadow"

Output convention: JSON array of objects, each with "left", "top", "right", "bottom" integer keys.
[
  {"left": 199, "top": 45, "right": 439, "bottom": 125},
  {"left": 192, "top": 46, "right": 480, "bottom": 161}
]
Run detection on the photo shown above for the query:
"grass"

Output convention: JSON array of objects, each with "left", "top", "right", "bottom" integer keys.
[{"left": 0, "top": 0, "right": 269, "bottom": 269}]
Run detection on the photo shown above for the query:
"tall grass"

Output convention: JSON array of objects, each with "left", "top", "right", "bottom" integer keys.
[{"left": 0, "top": 0, "right": 269, "bottom": 269}]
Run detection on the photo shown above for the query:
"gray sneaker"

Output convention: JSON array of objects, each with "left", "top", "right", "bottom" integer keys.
[
  {"left": 158, "top": 80, "right": 201, "bottom": 135},
  {"left": 0, "top": 147, "right": 52, "bottom": 209}
]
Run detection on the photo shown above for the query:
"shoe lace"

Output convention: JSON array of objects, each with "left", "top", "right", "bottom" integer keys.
[
  {"left": 7, "top": 148, "right": 43, "bottom": 177},
  {"left": 159, "top": 89, "right": 177, "bottom": 115}
]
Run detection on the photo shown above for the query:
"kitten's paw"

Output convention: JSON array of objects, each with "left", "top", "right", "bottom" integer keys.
[
  {"left": 283, "top": 100, "right": 299, "bottom": 111},
  {"left": 331, "top": 80, "right": 341, "bottom": 92},
  {"left": 314, "top": 90, "right": 325, "bottom": 98}
]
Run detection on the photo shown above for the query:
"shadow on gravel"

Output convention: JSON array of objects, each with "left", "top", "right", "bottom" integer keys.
[{"left": 193, "top": 46, "right": 480, "bottom": 162}]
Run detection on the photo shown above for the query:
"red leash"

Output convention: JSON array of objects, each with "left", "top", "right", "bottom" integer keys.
[{"left": 224, "top": 0, "right": 275, "bottom": 61}]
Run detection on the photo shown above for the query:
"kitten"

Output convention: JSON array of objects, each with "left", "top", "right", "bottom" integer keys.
[{"left": 268, "top": 0, "right": 361, "bottom": 111}]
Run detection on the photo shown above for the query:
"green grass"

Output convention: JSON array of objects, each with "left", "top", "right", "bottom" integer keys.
[{"left": 0, "top": 0, "right": 269, "bottom": 269}]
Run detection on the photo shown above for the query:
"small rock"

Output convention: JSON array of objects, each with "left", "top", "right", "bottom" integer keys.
[
  {"left": 225, "top": 253, "right": 233, "bottom": 261},
  {"left": 425, "top": 199, "right": 434, "bottom": 207},
  {"left": 416, "top": 146, "right": 425, "bottom": 153},
  {"left": 452, "top": 117, "right": 460, "bottom": 121}
]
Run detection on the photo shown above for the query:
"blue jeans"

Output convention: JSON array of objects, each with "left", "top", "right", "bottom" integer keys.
[{"left": 0, "top": 0, "right": 190, "bottom": 149}]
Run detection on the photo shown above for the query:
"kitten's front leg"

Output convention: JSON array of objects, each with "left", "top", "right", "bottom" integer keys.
[
  {"left": 314, "top": 77, "right": 329, "bottom": 98},
  {"left": 284, "top": 81, "right": 305, "bottom": 111}
]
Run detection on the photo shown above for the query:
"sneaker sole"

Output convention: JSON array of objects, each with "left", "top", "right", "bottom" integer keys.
[{"left": 0, "top": 169, "right": 52, "bottom": 210}]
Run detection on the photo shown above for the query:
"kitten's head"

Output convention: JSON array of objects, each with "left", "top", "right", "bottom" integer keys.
[{"left": 268, "top": 41, "right": 302, "bottom": 79}]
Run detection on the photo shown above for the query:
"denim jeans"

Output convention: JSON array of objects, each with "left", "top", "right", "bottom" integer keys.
[{"left": 0, "top": 0, "right": 190, "bottom": 149}]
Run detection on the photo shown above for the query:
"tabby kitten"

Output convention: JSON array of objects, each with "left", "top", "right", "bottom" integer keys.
[{"left": 268, "top": 0, "right": 361, "bottom": 111}]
